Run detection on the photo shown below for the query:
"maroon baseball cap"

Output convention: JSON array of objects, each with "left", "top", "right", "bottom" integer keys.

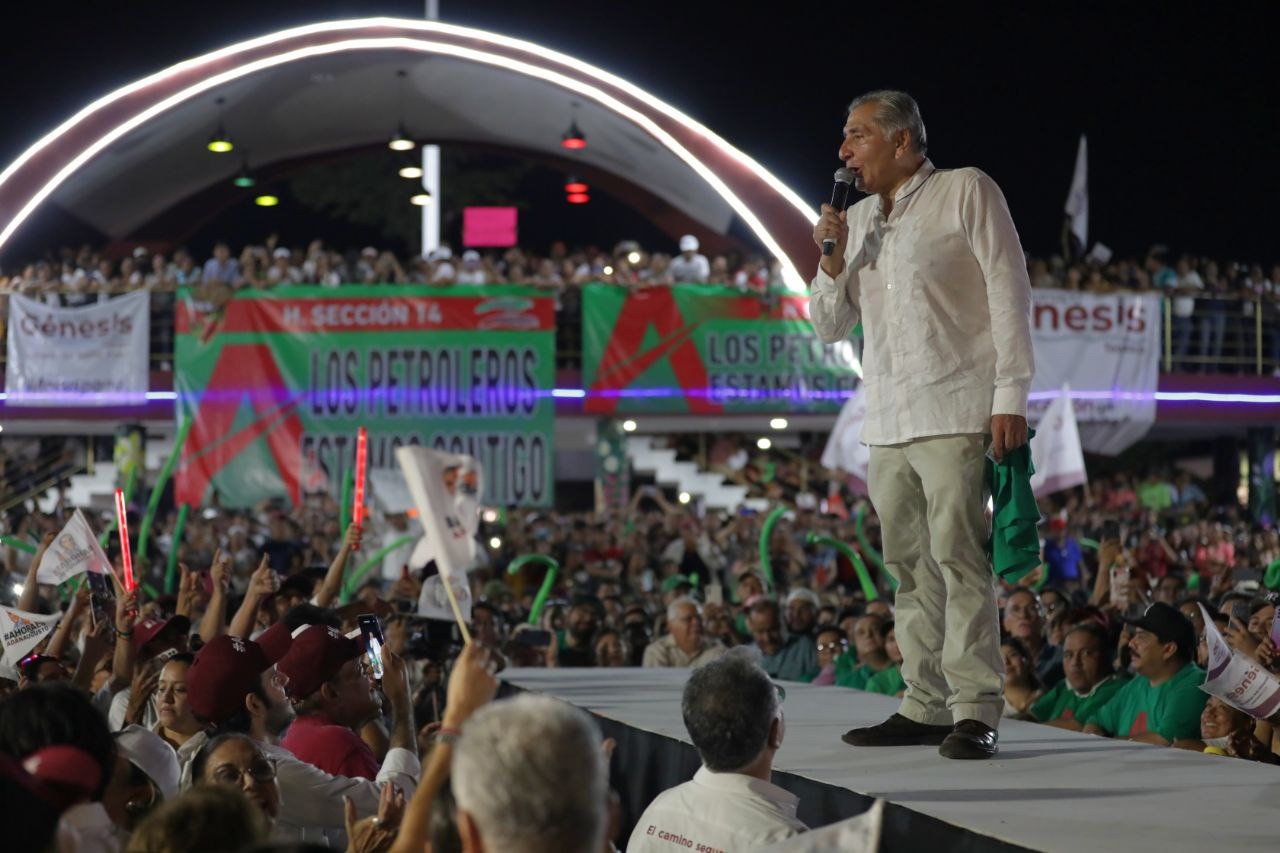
[
  {"left": 277, "top": 625, "right": 366, "bottom": 701},
  {"left": 22, "top": 745, "right": 102, "bottom": 798},
  {"left": 133, "top": 615, "right": 191, "bottom": 654},
  {"left": 186, "top": 622, "right": 293, "bottom": 725}
]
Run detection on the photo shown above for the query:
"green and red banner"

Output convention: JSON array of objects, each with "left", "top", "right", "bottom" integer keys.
[
  {"left": 175, "top": 285, "right": 555, "bottom": 509},
  {"left": 582, "top": 283, "right": 861, "bottom": 414}
]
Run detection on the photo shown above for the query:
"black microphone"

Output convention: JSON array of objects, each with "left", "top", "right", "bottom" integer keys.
[{"left": 822, "top": 167, "right": 855, "bottom": 257}]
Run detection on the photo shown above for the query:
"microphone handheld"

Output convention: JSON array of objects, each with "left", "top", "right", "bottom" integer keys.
[{"left": 822, "top": 167, "right": 855, "bottom": 257}]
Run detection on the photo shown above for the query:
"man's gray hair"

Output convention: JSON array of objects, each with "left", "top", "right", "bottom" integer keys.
[
  {"left": 681, "top": 649, "right": 779, "bottom": 772},
  {"left": 666, "top": 595, "right": 701, "bottom": 622},
  {"left": 453, "top": 694, "right": 607, "bottom": 853},
  {"left": 847, "top": 89, "right": 928, "bottom": 155}
]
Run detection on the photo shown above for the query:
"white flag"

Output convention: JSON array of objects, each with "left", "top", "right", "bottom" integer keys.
[
  {"left": 417, "top": 574, "right": 474, "bottom": 624},
  {"left": 1064, "top": 134, "right": 1088, "bottom": 250},
  {"left": 396, "top": 446, "right": 483, "bottom": 622},
  {"left": 0, "top": 606, "right": 62, "bottom": 667},
  {"left": 821, "top": 387, "right": 870, "bottom": 493},
  {"left": 1198, "top": 604, "right": 1280, "bottom": 719},
  {"left": 1030, "top": 389, "right": 1087, "bottom": 497},
  {"left": 37, "top": 508, "right": 113, "bottom": 586}
]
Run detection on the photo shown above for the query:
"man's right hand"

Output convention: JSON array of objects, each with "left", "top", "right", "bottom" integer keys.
[
  {"left": 813, "top": 203, "right": 849, "bottom": 278},
  {"left": 442, "top": 644, "right": 499, "bottom": 729}
]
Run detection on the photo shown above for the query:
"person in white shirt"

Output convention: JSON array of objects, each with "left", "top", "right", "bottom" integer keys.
[
  {"left": 668, "top": 234, "right": 710, "bottom": 283},
  {"left": 642, "top": 597, "right": 727, "bottom": 668},
  {"left": 810, "top": 90, "right": 1033, "bottom": 760},
  {"left": 628, "top": 651, "right": 807, "bottom": 852},
  {"left": 455, "top": 249, "right": 488, "bottom": 284}
]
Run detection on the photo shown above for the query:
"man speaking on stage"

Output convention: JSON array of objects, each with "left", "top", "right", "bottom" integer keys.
[{"left": 809, "top": 90, "right": 1034, "bottom": 759}]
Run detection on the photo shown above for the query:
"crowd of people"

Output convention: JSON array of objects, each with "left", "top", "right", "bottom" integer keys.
[
  {"left": 2, "top": 237, "right": 1279, "bottom": 373},
  {"left": 2, "top": 442, "right": 1280, "bottom": 851},
  {"left": 0, "top": 234, "right": 784, "bottom": 300}
]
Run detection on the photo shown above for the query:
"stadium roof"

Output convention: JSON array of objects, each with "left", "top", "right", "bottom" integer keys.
[{"left": 0, "top": 17, "right": 816, "bottom": 288}]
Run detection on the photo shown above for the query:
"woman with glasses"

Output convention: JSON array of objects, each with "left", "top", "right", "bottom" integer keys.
[{"left": 190, "top": 733, "right": 281, "bottom": 829}]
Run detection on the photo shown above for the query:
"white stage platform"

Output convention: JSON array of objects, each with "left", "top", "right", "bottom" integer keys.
[{"left": 502, "top": 668, "right": 1280, "bottom": 853}]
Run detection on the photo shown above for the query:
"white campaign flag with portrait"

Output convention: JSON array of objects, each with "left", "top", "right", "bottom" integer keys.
[
  {"left": 396, "top": 446, "right": 483, "bottom": 623},
  {"left": 0, "top": 606, "right": 62, "bottom": 668},
  {"left": 37, "top": 508, "right": 114, "bottom": 586}
]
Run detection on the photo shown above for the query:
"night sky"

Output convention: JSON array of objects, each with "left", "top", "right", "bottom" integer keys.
[{"left": 2, "top": 1, "right": 1275, "bottom": 262}]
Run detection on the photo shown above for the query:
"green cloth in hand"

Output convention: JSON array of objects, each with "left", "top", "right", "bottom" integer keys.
[{"left": 986, "top": 428, "right": 1042, "bottom": 583}]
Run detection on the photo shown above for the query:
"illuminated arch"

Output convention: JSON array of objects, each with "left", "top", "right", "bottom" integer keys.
[{"left": 0, "top": 17, "right": 818, "bottom": 289}]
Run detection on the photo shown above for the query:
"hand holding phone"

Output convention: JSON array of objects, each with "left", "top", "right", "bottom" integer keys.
[{"left": 357, "top": 613, "right": 386, "bottom": 681}]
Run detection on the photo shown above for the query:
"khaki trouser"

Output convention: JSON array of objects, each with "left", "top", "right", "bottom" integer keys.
[{"left": 867, "top": 434, "right": 1003, "bottom": 728}]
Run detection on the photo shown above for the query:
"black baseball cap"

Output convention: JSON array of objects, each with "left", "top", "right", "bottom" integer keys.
[{"left": 1125, "top": 602, "right": 1196, "bottom": 662}]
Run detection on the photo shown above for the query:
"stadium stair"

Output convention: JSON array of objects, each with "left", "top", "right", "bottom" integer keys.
[{"left": 625, "top": 436, "right": 769, "bottom": 513}]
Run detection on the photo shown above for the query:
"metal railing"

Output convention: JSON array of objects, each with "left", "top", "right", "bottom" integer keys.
[
  {"left": 1162, "top": 294, "right": 1280, "bottom": 375},
  {"left": 3, "top": 287, "right": 1279, "bottom": 375}
]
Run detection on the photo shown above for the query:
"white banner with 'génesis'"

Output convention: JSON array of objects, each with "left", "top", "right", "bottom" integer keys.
[
  {"left": 5, "top": 291, "right": 150, "bottom": 406},
  {"left": 1028, "top": 290, "right": 1162, "bottom": 456}
]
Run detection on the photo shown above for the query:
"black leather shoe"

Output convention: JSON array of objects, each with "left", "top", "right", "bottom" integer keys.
[
  {"left": 939, "top": 719, "right": 999, "bottom": 759},
  {"left": 842, "top": 713, "right": 953, "bottom": 747}
]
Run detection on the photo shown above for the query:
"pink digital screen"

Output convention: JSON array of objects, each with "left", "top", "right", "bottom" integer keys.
[{"left": 462, "top": 206, "right": 518, "bottom": 247}]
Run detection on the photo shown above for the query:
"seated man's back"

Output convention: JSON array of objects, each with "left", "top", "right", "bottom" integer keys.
[
  {"left": 627, "top": 651, "right": 808, "bottom": 852},
  {"left": 630, "top": 766, "right": 806, "bottom": 852}
]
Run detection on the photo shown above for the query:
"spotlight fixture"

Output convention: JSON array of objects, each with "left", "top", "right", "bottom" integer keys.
[
  {"left": 757, "top": 437, "right": 772, "bottom": 450},
  {"left": 410, "top": 192, "right": 433, "bottom": 206},
  {"left": 489, "top": 536, "right": 502, "bottom": 549},
  {"left": 566, "top": 192, "right": 590, "bottom": 204},
  {"left": 232, "top": 154, "right": 255, "bottom": 188},
  {"left": 678, "top": 492, "right": 691, "bottom": 505},
  {"left": 399, "top": 163, "right": 424, "bottom": 179},
  {"left": 564, "top": 176, "right": 588, "bottom": 194},
  {"left": 254, "top": 194, "right": 279, "bottom": 207},
  {"left": 388, "top": 125, "right": 416, "bottom": 152},
  {"left": 770, "top": 417, "right": 788, "bottom": 430},
  {"left": 626, "top": 251, "right": 642, "bottom": 264},
  {"left": 387, "top": 70, "right": 416, "bottom": 151},
  {"left": 207, "top": 97, "right": 233, "bottom": 153},
  {"left": 622, "top": 419, "right": 637, "bottom": 432},
  {"left": 561, "top": 102, "right": 586, "bottom": 149}
]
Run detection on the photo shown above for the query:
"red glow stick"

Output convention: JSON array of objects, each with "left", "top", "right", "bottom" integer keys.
[
  {"left": 352, "top": 427, "right": 368, "bottom": 526},
  {"left": 114, "top": 488, "right": 135, "bottom": 592}
]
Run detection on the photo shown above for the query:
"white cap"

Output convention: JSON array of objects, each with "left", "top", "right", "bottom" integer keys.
[
  {"left": 679, "top": 235, "right": 699, "bottom": 252},
  {"left": 361, "top": 246, "right": 378, "bottom": 257},
  {"left": 132, "top": 246, "right": 148, "bottom": 258},
  {"left": 116, "top": 725, "right": 181, "bottom": 800},
  {"left": 429, "top": 246, "right": 453, "bottom": 262},
  {"left": 795, "top": 492, "right": 818, "bottom": 511},
  {"left": 462, "top": 250, "right": 480, "bottom": 263},
  {"left": 785, "top": 588, "right": 820, "bottom": 608},
  {"left": 272, "top": 247, "right": 291, "bottom": 259}
]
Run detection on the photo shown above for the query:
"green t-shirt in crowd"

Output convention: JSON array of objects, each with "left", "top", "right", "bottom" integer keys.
[
  {"left": 1137, "top": 481, "right": 1174, "bottom": 511},
  {"left": 1090, "top": 663, "right": 1207, "bottom": 741},
  {"left": 865, "top": 664, "right": 905, "bottom": 696},
  {"left": 1030, "top": 674, "right": 1128, "bottom": 726}
]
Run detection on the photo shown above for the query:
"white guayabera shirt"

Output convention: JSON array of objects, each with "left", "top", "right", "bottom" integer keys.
[{"left": 809, "top": 159, "right": 1034, "bottom": 446}]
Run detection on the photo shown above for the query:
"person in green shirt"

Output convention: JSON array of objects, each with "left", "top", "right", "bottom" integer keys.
[
  {"left": 839, "top": 614, "right": 894, "bottom": 690},
  {"left": 1031, "top": 623, "right": 1127, "bottom": 729},
  {"left": 1085, "top": 603, "right": 1207, "bottom": 744},
  {"left": 865, "top": 622, "right": 905, "bottom": 697}
]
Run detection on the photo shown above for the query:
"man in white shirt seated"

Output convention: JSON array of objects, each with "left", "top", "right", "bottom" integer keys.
[
  {"left": 642, "top": 596, "right": 727, "bottom": 668},
  {"left": 628, "top": 651, "right": 808, "bottom": 852}
]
